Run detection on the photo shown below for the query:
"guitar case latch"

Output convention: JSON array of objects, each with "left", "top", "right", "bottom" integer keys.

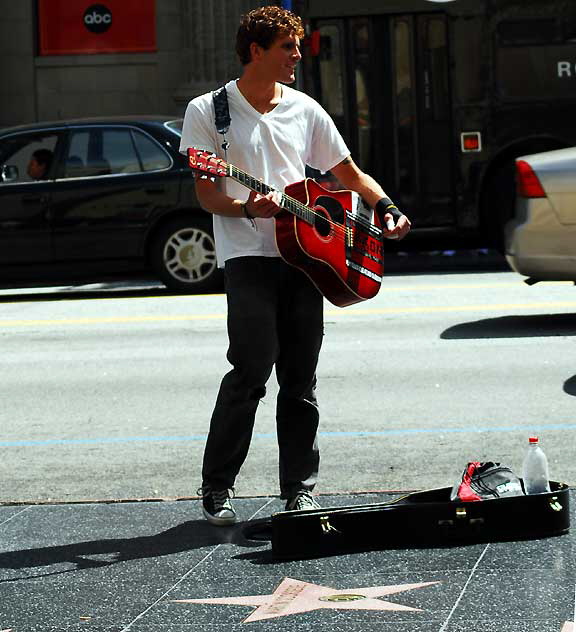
[{"left": 319, "top": 515, "right": 341, "bottom": 536}]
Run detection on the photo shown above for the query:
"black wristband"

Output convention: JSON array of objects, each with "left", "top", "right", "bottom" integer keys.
[
  {"left": 375, "top": 197, "right": 403, "bottom": 222},
  {"left": 241, "top": 202, "right": 254, "bottom": 219}
]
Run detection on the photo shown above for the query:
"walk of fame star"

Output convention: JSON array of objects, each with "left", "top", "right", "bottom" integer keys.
[
  {"left": 561, "top": 623, "right": 574, "bottom": 632},
  {"left": 173, "top": 577, "right": 440, "bottom": 623}
]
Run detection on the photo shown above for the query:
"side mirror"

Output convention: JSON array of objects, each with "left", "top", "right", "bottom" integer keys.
[{"left": 1, "top": 165, "right": 19, "bottom": 182}]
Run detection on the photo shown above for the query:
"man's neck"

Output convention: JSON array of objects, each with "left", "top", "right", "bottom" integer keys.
[{"left": 236, "top": 75, "right": 283, "bottom": 114}]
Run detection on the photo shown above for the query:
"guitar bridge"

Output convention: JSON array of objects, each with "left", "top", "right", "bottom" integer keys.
[
  {"left": 344, "top": 211, "right": 384, "bottom": 281},
  {"left": 347, "top": 210, "right": 383, "bottom": 239}
]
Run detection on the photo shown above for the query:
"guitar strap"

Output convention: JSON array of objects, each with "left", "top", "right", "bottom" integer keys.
[
  {"left": 212, "top": 86, "right": 231, "bottom": 159},
  {"left": 212, "top": 85, "right": 258, "bottom": 229}
]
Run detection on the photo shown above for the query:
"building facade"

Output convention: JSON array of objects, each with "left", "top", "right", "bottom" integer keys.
[{"left": 0, "top": 0, "right": 279, "bottom": 128}]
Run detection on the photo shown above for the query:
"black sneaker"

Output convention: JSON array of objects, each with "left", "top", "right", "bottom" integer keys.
[
  {"left": 200, "top": 488, "right": 236, "bottom": 526},
  {"left": 285, "top": 490, "right": 321, "bottom": 512}
]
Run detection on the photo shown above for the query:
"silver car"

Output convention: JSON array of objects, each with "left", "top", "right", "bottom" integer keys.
[{"left": 505, "top": 147, "right": 576, "bottom": 283}]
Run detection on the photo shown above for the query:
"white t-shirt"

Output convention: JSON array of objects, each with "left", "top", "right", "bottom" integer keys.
[{"left": 179, "top": 79, "right": 350, "bottom": 266}]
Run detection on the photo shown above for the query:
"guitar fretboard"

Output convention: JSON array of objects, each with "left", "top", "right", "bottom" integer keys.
[{"left": 229, "top": 164, "right": 315, "bottom": 224}]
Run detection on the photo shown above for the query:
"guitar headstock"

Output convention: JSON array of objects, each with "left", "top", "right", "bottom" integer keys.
[{"left": 187, "top": 149, "right": 228, "bottom": 178}]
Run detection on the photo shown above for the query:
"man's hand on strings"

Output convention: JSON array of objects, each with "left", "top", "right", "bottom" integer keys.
[{"left": 244, "top": 190, "right": 283, "bottom": 219}]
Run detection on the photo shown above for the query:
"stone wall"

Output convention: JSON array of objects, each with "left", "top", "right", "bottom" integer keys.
[
  {"left": 0, "top": 0, "right": 274, "bottom": 128},
  {"left": 0, "top": 1, "right": 37, "bottom": 126}
]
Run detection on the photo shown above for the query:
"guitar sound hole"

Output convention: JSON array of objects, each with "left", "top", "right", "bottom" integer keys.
[
  {"left": 314, "top": 212, "right": 331, "bottom": 237},
  {"left": 313, "top": 195, "right": 344, "bottom": 238}
]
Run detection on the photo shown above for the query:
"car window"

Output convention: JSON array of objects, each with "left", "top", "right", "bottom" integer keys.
[
  {"left": 62, "top": 127, "right": 170, "bottom": 179},
  {"left": 64, "top": 130, "right": 91, "bottom": 177},
  {"left": 64, "top": 128, "right": 138, "bottom": 177},
  {"left": 132, "top": 130, "right": 171, "bottom": 171},
  {"left": 104, "top": 129, "right": 141, "bottom": 174},
  {"left": 0, "top": 132, "right": 59, "bottom": 184}
]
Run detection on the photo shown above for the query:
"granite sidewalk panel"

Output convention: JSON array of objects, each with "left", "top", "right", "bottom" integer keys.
[{"left": 0, "top": 492, "right": 574, "bottom": 631}]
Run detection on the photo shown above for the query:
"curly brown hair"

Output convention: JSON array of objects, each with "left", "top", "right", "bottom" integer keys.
[{"left": 236, "top": 6, "right": 305, "bottom": 65}]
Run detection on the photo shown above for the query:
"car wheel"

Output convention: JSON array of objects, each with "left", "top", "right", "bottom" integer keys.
[{"left": 151, "top": 217, "right": 221, "bottom": 292}]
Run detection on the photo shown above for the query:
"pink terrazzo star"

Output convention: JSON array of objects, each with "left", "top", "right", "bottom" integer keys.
[
  {"left": 174, "top": 577, "right": 440, "bottom": 623},
  {"left": 561, "top": 623, "right": 574, "bottom": 632}
]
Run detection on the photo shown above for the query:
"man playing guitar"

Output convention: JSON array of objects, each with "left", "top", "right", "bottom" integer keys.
[{"left": 180, "top": 5, "right": 411, "bottom": 526}]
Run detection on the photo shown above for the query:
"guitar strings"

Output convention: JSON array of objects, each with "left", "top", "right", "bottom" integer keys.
[
  {"left": 198, "top": 156, "right": 371, "bottom": 244},
  {"left": 229, "top": 165, "right": 356, "bottom": 242},
  {"left": 201, "top": 156, "right": 355, "bottom": 241}
]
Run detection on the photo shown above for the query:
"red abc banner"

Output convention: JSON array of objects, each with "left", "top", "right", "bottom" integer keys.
[{"left": 38, "top": 0, "right": 156, "bottom": 55}]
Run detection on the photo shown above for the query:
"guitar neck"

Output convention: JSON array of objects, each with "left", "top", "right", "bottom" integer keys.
[{"left": 227, "top": 164, "right": 314, "bottom": 224}]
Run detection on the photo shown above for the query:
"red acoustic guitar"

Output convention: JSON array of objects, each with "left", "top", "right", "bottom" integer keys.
[{"left": 188, "top": 148, "right": 384, "bottom": 307}]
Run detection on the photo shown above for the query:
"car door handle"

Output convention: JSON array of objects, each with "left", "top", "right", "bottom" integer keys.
[
  {"left": 22, "top": 194, "right": 43, "bottom": 204},
  {"left": 145, "top": 187, "right": 165, "bottom": 194},
  {"left": 22, "top": 194, "right": 50, "bottom": 204}
]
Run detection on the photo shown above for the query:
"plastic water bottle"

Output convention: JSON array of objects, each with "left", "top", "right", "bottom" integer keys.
[{"left": 522, "top": 436, "right": 551, "bottom": 494}]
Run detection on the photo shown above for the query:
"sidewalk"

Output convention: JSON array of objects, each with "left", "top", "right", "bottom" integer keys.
[{"left": 1, "top": 491, "right": 574, "bottom": 631}]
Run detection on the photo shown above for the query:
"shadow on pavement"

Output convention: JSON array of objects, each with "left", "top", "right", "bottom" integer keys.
[
  {"left": 441, "top": 313, "right": 576, "bottom": 339},
  {"left": 0, "top": 250, "right": 508, "bottom": 303},
  {"left": 0, "top": 520, "right": 265, "bottom": 582},
  {"left": 563, "top": 375, "right": 576, "bottom": 397},
  {"left": 384, "top": 249, "right": 507, "bottom": 275},
  {"left": 0, "top": 282, "right": 221, "bottom": 304}
]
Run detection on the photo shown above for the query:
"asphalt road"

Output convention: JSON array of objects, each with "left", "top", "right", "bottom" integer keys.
[{"left": 1, "top": 261, "right": 576, "bottom": 504}]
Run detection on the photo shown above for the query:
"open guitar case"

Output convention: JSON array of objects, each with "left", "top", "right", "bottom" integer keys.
[{"left": 243, "top": 482, "right": 570, "bottom": 559}]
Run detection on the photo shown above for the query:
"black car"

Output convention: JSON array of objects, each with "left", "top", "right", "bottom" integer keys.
[{"left": 0, "top": 116, "right": 221, "bottom": 292}]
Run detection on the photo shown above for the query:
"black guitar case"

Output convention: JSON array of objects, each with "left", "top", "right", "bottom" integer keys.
[{"left": 243, "top": 481, "right": 570, "bottom": 559}]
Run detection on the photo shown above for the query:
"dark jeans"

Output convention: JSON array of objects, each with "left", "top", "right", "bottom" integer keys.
[{"left": 201, "top": 256, "right": 324, "bottom": 499}]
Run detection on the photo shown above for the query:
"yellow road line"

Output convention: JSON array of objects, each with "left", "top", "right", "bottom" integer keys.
[
  {"left": 1, "top": 300, "right": 576, "bottom": 327},
  {"left": 0, "top": 314, "right": 226, "bottom": 327}
]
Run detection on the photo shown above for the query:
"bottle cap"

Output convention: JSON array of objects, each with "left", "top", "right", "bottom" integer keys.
[{"left": 528, "top": 436, "right": 539, "bottom": 444}]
